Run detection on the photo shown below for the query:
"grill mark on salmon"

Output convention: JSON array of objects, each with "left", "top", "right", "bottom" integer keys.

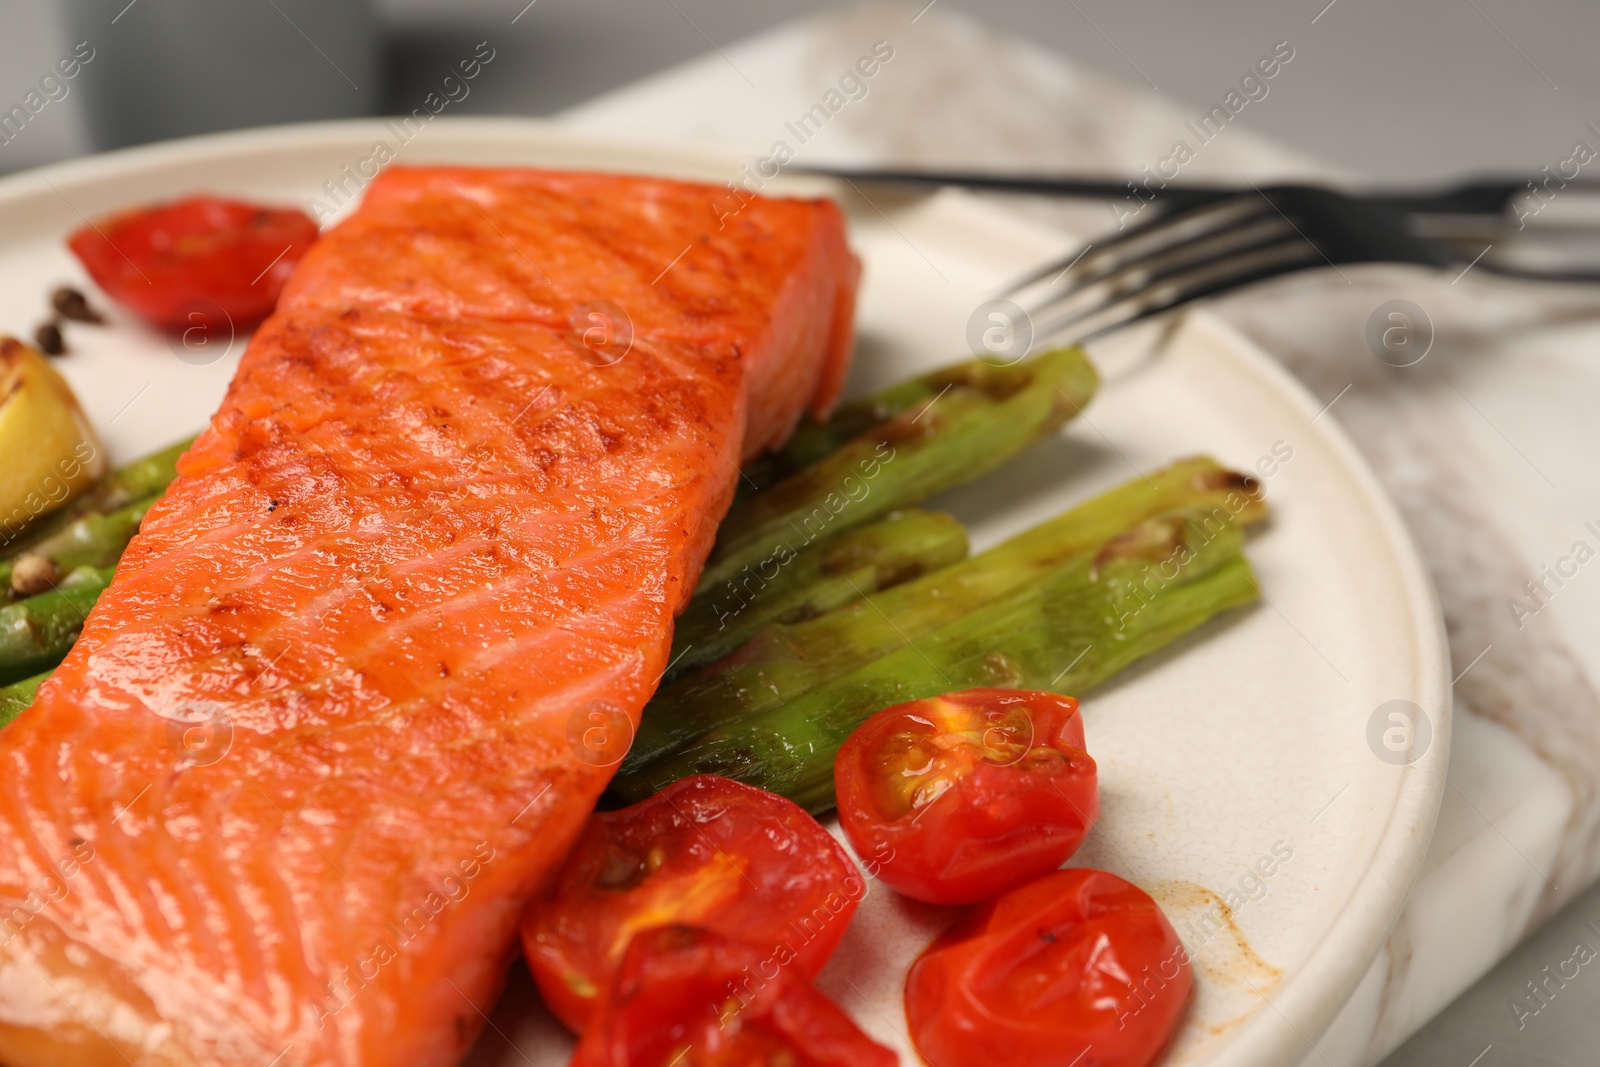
[{"left": 0, "top": 167, "right": 857, "bottom": 1065}]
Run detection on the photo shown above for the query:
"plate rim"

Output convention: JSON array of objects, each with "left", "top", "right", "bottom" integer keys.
[
  {"left": 1159, "top": 309, "right": 1452, "bottom": 1064},
  {"left": 0, "top": 115, "right": 1453, "bottom": 1066}
]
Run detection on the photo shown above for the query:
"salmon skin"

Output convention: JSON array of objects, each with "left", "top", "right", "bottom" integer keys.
[{"left": 0, "top": 167, "right": 858, "bottom": 1066}]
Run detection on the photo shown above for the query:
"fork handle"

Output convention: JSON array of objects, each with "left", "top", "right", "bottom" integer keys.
[
  {"left": 803, "top": 167, "right": 1232, "bottom": 211},
  {"left": 801, "top": 167, "right": 1600, "bottom": 219}
]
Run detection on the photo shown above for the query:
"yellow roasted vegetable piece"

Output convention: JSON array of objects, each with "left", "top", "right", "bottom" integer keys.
[{"left": 0, "top": 337, "right": 106, "bottom": 548}]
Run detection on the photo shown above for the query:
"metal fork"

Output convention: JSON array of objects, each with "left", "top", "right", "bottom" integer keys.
[{"left": 986, "top": 185, "right": 1600, "bottom": 348}]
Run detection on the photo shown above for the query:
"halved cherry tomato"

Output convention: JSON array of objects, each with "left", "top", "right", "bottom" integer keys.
[
  {"left": 522, "top": 774, "right": 864, "bottom": 1033},
  {"left": 571, "top": 925, "right": 897, "bottom": 1067},
  {"left": 834, "top": 688, "right": 1097, "bottom": 905},
  {"left": 67, "top": 195, "right": 318, "bottom": 332},
  {"left": 906, "top": 869, "right": 1191, "bottom": 1067}
]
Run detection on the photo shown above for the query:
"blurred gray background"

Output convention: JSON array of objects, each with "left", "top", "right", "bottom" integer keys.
[
  {"left": 3, "top": 0, "right": 1599, "bottom": 181},
  {"left": 3, "top": 0, "right": 1599, "bottom": 1063}
]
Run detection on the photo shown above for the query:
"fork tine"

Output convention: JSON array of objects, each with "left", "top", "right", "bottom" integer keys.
[
  {"left": 1020, "top": 215, "right": 1297, "bottom": 324},
  {"left": 998, "top": 195, "right": 1272, "bottom": 297},
  {"left": 1031, "top": 238, "right": 1321, "bottom": 345}
]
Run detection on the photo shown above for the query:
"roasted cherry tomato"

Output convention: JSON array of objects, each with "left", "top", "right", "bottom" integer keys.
[
  {"left": 906, "top": 868, "right": 1191, "bottom": 1067},
  {"left": 67, "top": 195, "right": 318, "bottom": 332},
  {"left": 523, "top": 774, "right": 864, "bottom": 1033},
  {"left": 834, "top": 688, "right": 1097, "bottom": 905},
  {"left": 571, "top": 925, "right": 897, "bottom": 1067}
]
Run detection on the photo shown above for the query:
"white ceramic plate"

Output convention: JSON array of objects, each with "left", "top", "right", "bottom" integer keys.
[{"left": 0, "top": 120, "right": 1450, "bottom": 1067}]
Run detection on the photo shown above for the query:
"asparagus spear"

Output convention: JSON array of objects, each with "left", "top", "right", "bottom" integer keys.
[
  {"left": 0, "top": 565, "right": 113, "bottom": 686},
  {"left": 0, "top": 494, "right": 155, "bottom": 598},
  {"left": 700, "top": 346, "right": 1098, "bottom": 589},
  {"left": 625, "top": 456, "right": 1264, "bottom": 778},
  {"left": 0, "top": 672, "right": 46, "bottom": 728},
  {"left": 740, "top": 354, "right": 1005, "bottom": 491},
  {"left": 612, "top": 506, "right": 1259, "bottom": 810},
  {"left": 0, "top": 438, "right": 192, "bottom": 713},
  {"left": 2, "top": 436, "right": 191, "bottom": 557},
  {"left": 671, "top": 508, "right": 968, "bottom": 682}
]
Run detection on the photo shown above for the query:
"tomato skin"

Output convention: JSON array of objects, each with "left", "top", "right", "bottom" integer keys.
[
  {"left": 906, "top": 869, "right": 1191, "bottom": 1067},
  {"left": 834, "top": 688, "right": 1098, "bottom": 905},
  {"left": 523, "top": 774, "right": 864, "bottom": 1034},
  {"left": 571, "top": 925, "right": 897, "bottom": 1067},
  {"left": 67, "top": 195, "right": 318, "bottom": 331}
]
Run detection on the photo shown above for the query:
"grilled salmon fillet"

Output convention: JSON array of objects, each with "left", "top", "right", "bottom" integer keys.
[{"left": 0, "top": 167, "right": 857, "bottom": 1066}]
